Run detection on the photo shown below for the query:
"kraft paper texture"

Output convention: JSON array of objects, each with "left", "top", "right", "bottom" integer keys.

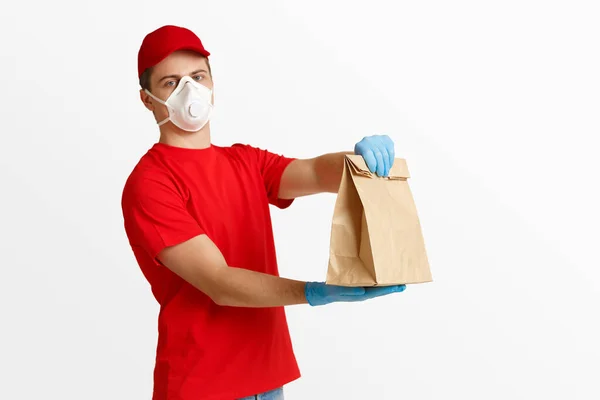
[{"left": 326, "top": 155, "right": 433, "bottom": 286}]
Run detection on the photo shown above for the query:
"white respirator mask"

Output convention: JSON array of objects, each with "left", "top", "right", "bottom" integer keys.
[{"left": 145, "top": 76, "right": 214, "bottom": 132}]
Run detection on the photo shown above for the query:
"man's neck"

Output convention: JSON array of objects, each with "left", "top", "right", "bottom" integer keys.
[{"left": 158, "top": 123, "right": 212, "bottom": 149}]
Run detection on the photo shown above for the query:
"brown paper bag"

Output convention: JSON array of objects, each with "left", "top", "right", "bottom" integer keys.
[{"left": 326, "top": 155, "right": 432, "bottom": 286}]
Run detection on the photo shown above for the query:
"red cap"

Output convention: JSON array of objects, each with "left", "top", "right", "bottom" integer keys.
[{"left": 137, "top": 25, "right": 210, "bottom": 78}]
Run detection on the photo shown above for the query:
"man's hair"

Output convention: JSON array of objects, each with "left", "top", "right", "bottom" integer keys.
[{"left": 139, "top": 56, "right": 212, "bottom": 91}]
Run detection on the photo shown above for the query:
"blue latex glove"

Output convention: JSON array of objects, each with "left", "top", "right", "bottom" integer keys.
[
  {"left": 354, "top": 135, "right": 395, "bottom": 177},
  {"left": 305, "top": 282, "right": 406, "bottom": 306}
]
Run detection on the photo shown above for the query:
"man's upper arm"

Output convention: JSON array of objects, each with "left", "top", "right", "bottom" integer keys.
[
  {"left": 121, "top": 171, "right": 204, "bottom": 259},
  {"left": 122, "top": 171, "right": 227, "bottom": 299},
  {"left": 237, "top": 144, "right": 298, "bottom": 207}
]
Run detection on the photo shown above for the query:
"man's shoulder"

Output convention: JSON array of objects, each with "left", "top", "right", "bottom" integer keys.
[
  {"left": 218, "top": 142, "right": 252, "bottom": 153},
  {"left": 215, "top": 142, "right": 259, "bottom": 163}
]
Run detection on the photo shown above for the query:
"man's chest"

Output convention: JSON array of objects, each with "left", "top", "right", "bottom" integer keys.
[{"left": 181, "top": 167, "right": 272, "bottom": 255}]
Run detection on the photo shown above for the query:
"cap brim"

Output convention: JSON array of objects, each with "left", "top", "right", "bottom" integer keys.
[{"left": 170, "top": 44, "right": 210, "bottom": 58}]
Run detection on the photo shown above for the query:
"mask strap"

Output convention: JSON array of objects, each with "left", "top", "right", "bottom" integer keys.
[
  {"left": 144, "top": 89, "right": 167, "bottom": 105},
  {"left": 145, "top": 89, "right": 170, "bottom": 126}
]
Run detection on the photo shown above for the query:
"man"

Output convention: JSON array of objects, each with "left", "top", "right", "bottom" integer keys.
[{"left": 121, "top": 25, "right": 406, "bottom": 400}]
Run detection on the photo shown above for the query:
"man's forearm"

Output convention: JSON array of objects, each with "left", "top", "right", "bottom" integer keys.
[
  {"left": 313, "top": 151, "right": 352, "bottom": 193},
  {"left": 159, "top": 234, "right": 308, "bottom": 308},
  {"left": 212, "top": 266, "right": 308, "bottom": 307},
  {"left": 279, "top": 151, "right": 352, "bottom": 198}
]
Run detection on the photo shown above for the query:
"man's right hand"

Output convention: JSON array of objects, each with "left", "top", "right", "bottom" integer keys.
[{"left": 304, "top": 282, "right": 406, "bottom": 306}]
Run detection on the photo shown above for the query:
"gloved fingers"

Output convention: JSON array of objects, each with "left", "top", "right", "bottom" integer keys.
[
  {"left": 380, "top": 135, "right": 395, "bottom": 169},
  {"left": 361, "top": 149, "right": 378, "bottom": 174},
  {"left": 354, "top": 140, "right": 368, "bottom": 156},
  {"left": 363, "top": 284, "right": 406, "bottom": 299},
  {"left": 374, "top": 136, "right": 391, "bottom": 177},
  {"left": 335, "top": 286, "right": 366, "bottom": 297},
  {"left": 355, "top": 135, "right": 396, "bottom": 177},
  {"left": 379, "top": 135, "right": 395, "bottom": 175},
  {"left": 373, "top": 148, "right": 385, "bottom": 177}
]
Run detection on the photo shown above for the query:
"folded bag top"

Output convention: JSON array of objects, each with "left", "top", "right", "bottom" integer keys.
[{"left": 345, "top": 154, "right": 411, "bottom": 180}]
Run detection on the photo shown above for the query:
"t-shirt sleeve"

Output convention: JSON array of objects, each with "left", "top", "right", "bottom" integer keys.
[
  {"left": 237, "top": 144, "right": 297, "bottom": 209},
  {"left": 121, "top": 171, "right": 205, "bottom": 259}
]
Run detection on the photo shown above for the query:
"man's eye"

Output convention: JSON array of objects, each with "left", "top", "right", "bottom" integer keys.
[
  {"left": 165, "top": 80, "right": 176, "bottom": 87},
  {"left": 193, "top": 75, "right": 203, "bottom": 81}
]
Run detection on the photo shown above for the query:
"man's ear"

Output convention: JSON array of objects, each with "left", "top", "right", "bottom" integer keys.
[{"left": 140, "top": 89, "right": 155, "bottom": 111}]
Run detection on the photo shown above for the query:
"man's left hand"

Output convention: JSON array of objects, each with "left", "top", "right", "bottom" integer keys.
[{"left": 354, "top": 135, "right": 395, "bottom": 177}]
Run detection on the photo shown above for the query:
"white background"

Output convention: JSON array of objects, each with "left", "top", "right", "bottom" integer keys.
[{"left": 1, "top": 1, "right": 599, "bottom": 399}]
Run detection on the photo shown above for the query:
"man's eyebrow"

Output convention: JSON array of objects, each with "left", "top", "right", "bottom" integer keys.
[
  {"left": 158, "top": 69, "right": 208, "bottom": 83},
  {"left": 158, "top": 74, "right": 180, "bottom": 83}
]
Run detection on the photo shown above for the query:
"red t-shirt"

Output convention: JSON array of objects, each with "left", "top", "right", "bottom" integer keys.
[{"left": 121, "top": 142, "right": 301, "bottom": 400}]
